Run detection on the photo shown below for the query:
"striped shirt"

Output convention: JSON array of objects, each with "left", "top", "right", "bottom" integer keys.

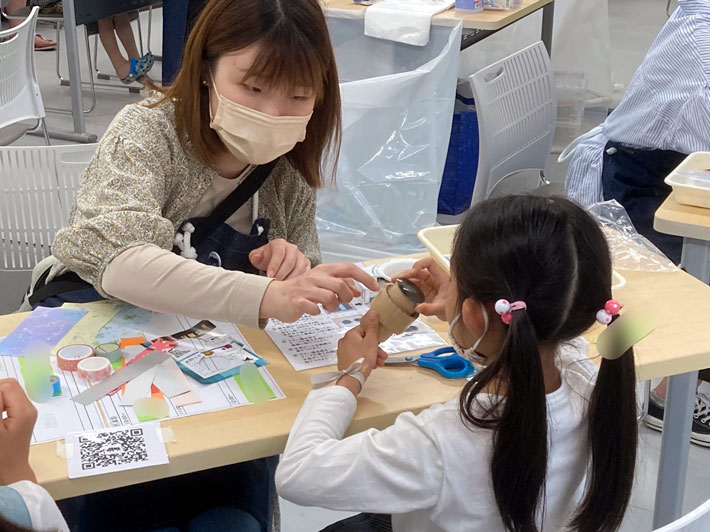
[{"left": 566, "top": 0, "right": 710, "bottom": 206}]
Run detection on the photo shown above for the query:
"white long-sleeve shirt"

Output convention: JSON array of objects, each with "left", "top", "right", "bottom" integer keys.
[
  {"left": 566, "top": 0, "right": 710, "bottom": 206},
  {"left": 276, "top": 339, "right": 595, "bottom": 532},
  {"left": 0, "top": 481, "right": 69, "bottom": 532}
]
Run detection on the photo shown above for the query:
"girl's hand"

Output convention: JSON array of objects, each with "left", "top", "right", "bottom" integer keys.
[
  {"left": 249, "top": 238, "right": 312, "bottom": 280},
  {"left": 259, "top": 264, "right": 380, "bottom": 323},
  {"left": 395, "top": 258, "right": 450, "bottom": 321},
  {"left": 0, "top": 379, "right": 37, "bottom": 485},
  {"left": 336, "top": 311, "right": 388, "bottom": 394}
]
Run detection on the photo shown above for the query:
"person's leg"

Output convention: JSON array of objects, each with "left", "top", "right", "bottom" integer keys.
[
  {"left": 112, "top": 13, "right": 154, "bottom": 83},
  {"left": 113, "top": 13, "right": 140, "bottom": 60},
  {"left": 161, "top": 0, "right": 189, "bottom": 85},
  {"left": 97, "top": 16, "right": 130, "bottom": 79},
  {"left": 6, "top": 0, "right": 25, "bottom": 28},
  {"left": 647, "top": 377, "right": 710, "bottom": 447},
  {"left": 601, "top": 142, "right": 685, "bottom": 264},
  {"left": 186, "top": 506, "right": 261, "bottom": 532},
  {"left": 6, "top": 0, "right": 56, "bottom": 49},
  {"left": 178, "top": 458, "right": 278, "bottom": 532},
  {"left": 653, "top": 378, "right": 702, "bottom": 401}
]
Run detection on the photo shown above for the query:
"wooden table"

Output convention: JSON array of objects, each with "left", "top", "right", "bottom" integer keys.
[
  {"left": 5, "top": 306, "right": 456, "bottom": 500},
  {"left": 5, "top": 253, "right": 710, "bottom": 500},
  {"left": 321, "top": 0, "right": 556, "bottom": 52},
  {"left": 652, "top": 194, "right": 710, "bottom": 527}
]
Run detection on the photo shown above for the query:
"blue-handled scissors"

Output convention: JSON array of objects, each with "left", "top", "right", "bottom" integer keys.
[{"left": 385, "top": 346, "right": 475, "bottom": 379}]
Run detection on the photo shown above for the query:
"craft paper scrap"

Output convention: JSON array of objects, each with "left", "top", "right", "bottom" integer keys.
[
  {"left": 65, "top": 421, "right": 168, "bottom": 479},
  {"left": 0, "top": 307, "right": 88, "bottom": 357},
  {"left": 120, "top": 366, "right": 159, "bottom": 406},
  {"left": 73, "top": 351, "right": 170, "bottom": 406},
  {"left": 52, "top": 301, "right": 122, "bottom": 355},
  {"left": 153, "top": 358, "right": 192, "bottom": 398},
  {"left": 120, "top": 336, "right": 147, "bottom": 349},
  {"left": 172, "top": 390, "right": 202, "bottom": 408},
  {"left": 93, "top": 305, "right": 155, "bottom": 346}
]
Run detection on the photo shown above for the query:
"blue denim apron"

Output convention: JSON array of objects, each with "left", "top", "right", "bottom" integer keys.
[{"left": 182, "top": 217, "right": 270, "bottom": 273}]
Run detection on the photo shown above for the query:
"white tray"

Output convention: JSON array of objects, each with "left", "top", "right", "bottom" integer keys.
[
  {"left": 665, "top": 152, "right": 710, "bottom": 209},
  {"left": 417, "top": 225, "right": 458, "bottom": 274}
]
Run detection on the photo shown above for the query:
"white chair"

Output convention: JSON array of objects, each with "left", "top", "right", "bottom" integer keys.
[
  {"left": 0, "top": 6, "right": 50, "bottom": 145},
  {"left": 0, "top": 144, "right": 97, "bottom": 271},
  {"left": 468, "top": 41, "right": 557, "bottom": 204},
  {"left": 652, "top": 497, "right": 710, "bottom": 531}
]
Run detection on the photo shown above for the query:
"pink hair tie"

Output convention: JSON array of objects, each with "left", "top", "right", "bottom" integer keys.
[
  {"left": 596, "top": 299, "right": 621, "bottom": 325},
  {"left": 495, "top": 299, "right": 527, "bottom": 325}
]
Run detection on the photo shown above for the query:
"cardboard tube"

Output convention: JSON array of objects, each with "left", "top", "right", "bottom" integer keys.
[{"left": 370, "top": 280, "right": 423, "bottom": 342}]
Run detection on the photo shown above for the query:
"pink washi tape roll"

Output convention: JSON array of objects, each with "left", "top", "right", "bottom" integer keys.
[
  {"left": 77, "top": 356, "right": 111, "bottom": 382},
  {"left": 57, "top": 344, "right": 95, "bottom": 371}
]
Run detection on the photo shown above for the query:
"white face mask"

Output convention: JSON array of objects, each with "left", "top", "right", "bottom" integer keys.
[
  {"left": 209, "top": 80, "right": 312, "bottom": 165},
  {"left": 448, "top": 302, "right": 489, "bottom": 360}
]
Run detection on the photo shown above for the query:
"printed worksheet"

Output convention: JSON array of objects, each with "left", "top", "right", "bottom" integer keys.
[
  {"left": 0, "top": 313, "right": 286, "bottom": 445},
  {"left": 265, "top": 297, "right": 445, "bottom": 371}
]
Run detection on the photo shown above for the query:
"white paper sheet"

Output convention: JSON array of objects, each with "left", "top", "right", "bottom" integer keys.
[
  {"left": 153, "top": 358, "right": 192, "bottom": 398},
  {"left": 66, "top": 421, "right": 168, "bottom": 479},
  {"left": 265, "top": 295, "right": 445, "bottom": 371},
  {"left": 119, "top": 366, "right": 159, "bottom": 406}
]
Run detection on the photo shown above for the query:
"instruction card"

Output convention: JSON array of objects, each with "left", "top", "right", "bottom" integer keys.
[
  {"left": 66, "top": 421, "right": 168, "bottom": 479},
  {"left": 266, "top": 296, "right": 445, "bottom": 371},
  {"left": 161, "top": 320, "right": 265, "bottom": 383}
]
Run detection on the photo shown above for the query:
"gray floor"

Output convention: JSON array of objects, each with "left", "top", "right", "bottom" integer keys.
[{"left": 2, "top": 2, "right": 708, "bottom": 530}]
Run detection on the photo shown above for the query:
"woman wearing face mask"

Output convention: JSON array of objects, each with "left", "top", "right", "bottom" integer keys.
[{"left": 21, "top": 0, "right": 378, "bottom": 327}]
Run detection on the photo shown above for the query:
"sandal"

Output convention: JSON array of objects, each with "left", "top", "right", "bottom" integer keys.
[
  {"left": 121, "top": 52, "right": 154, "bottom": 85},
  {"left": 34, "top": 34, "right": 57, "bottom": 51}
]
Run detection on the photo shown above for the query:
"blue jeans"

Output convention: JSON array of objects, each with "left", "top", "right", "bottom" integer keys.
[
  {"left": 601, "top": 141, "right": 685, "bottom": 265},
  {"left": 154, "top": 506, "right": 261, "bottom": 532},
  {"left": 161, "top": 0, "right": 208, "bottom": 85},
  {"left": 161, "top": 0, "right": 188, "bottom": 85}
]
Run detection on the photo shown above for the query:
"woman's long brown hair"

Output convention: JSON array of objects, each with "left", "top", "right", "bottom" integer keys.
[{"left": 153, "top": 0, "right": 341, "bottom": 187}]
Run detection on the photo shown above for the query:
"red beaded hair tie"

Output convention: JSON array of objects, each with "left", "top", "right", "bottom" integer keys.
[{"left": 596, "top": 299, "right": 621, "bottom": 325}]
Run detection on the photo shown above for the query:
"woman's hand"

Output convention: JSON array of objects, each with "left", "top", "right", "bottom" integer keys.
[
  {"left": 249, "top": 239, "right": 312, "bottom": 280},
  {"left": 259, "top": 263, "right": 380, "bottom": 323},
  {"left": 395, "top": 258, "right": 450, "bottom": 321},
  {"left": 0, "top": 379, "right": 38, "bottom": 485},
  {"left": 335, "top": 311, "right": 388, "bottom": 395}
]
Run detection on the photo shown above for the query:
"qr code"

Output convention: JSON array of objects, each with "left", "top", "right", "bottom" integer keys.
[{"left": 78, "top": 428, "right": 148, "bottom": 471}]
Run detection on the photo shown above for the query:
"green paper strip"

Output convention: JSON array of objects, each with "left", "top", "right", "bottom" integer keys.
[
  {"left": 235, "top": 363, "right": 273, "bottom": 405},
  {"left": 23, "top": 343, "right": 53, "bottom": 403},
  {"left": 597, "top": 312, "right": 655, "bottom": 360},
  {"left": 133, "top": 397, "right": 169, "bottom": 421}
]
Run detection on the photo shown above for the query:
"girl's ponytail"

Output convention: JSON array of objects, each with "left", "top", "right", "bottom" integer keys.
[
  {"left": 460, "top": 309, "right": 549, "bottom": 532},
  {"left": 570, "top": 317, "right": 637, "bottom": 532}
]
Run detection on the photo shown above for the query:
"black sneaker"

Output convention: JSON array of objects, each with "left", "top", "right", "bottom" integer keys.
[{"left": 644, "top": 393, "right": 710, "bottom": 447}]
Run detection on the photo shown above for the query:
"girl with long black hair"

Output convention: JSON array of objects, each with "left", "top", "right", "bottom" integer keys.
[{"left": 276, "top": 195, "right": 637, "bottom": 532}]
